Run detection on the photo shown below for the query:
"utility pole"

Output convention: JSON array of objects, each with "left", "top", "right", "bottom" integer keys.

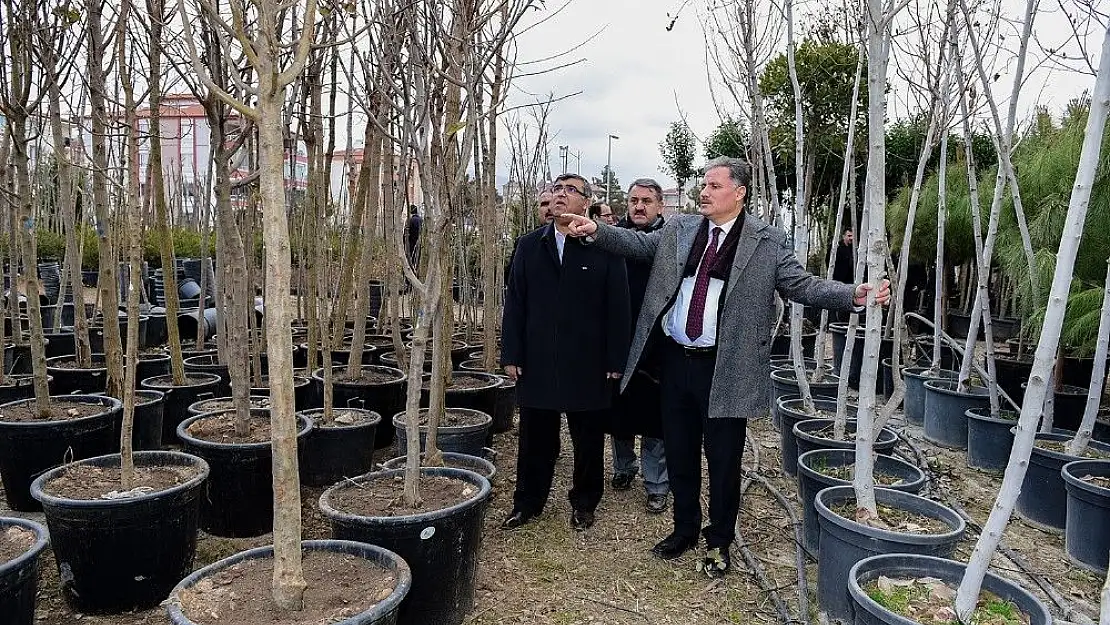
[
  {"left": 574, "top": 150, "right": 581, "bottom": 175},
  {"left": 606, "top": 134, "right": 619, "bottom": 203},
  {"left": 559, "top": 145, "right": 568, "bottom": 173}
]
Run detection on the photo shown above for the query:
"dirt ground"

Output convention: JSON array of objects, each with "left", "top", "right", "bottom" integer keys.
[{"left": 2, "top": 394, "right": 1105, "bottom": 624}]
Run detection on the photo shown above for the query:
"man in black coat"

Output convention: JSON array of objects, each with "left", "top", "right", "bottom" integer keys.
[
  {"left": 500, "top": 173, "right": 631, "bottom": 531},
  {"left": 608, "top": 178, "right": 670, "bottom": 514}
]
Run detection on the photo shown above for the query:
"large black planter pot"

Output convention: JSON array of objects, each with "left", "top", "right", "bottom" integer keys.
[
  {"left": 177, "top": 409, "right": 312, "bottom": 537},
  {"left": 922, "top": 378, "right": 989, "bottom": 449},
  {"left": 770, "top": 330, "right": 816, "bottom": 358},
  {"left": 140, "top": 372, "right": 222, "bottom": 444},
  {"left": 166, "top": 540, "right": 411, "bottom": 625},
  {"left": 4, "top": 342, "right": 31, "bottom": 375},
  {"left": 769, "top": 356, "right": 827, "bottom": 371},
  {"left": 966, "top": 408, "right": 1019, "bottom": 472},
  {"left": 848, "top": 554, "right": 1051, "bottom": 625},
  {"left": 0, "top": 375, "right": 47, "bottom": 405},
  {"left": 796, "top": 450, "right": 925, "bottom": 557},
  {"left": 246, "top": 374, "right": 315, "bottom": 411},
  {"left": 491, "top": 376, "right": 516, "bottom": 434},
  {"left": 46, "top": 353, "right": 109, "bottom": 395},
  {"left": 419, "top": 371, "right": 501, "bottom": 417},
  {"left": 815, "top": 485, "right": 965, "bottom": 623},
  {"left": 829, "top": 322, "right": 893, "bottom": 390},
  {"left": 994, "top": 355, "right": 1033, "bottom": 405},
  {"left": 769, "top": 369, "right": 840, "bottom": 429},
  {"left": 88, "top": 315, "right": 149, "bottom": 354},
  {"left": 187, "top": 395, "right": 271, "bottom": 416},
  {"left": 0, "top": 516, "right": 49, "bottom": 625},
  {"left": 146, "top": 312, "right": 167, "bottom": 346},
  {"left": 0, "top": 395, "right": 120, "bottom": 511},
  {"left": 394, "top": 408, "right": 493, "bottom": 457},
  {"left": 1062, "top": 460, "right": 1110, "bottom": 573},
  {"left": 902, "top": 367, "right": 957, "bottom": 426},
  {"left": 1016, "top": 432, "right": 1110, "bottom": 532},
  {"left": 379, "top": 452, "right": 497, "bottom": 481},
  {"left": 792, "top": 418, "right": 896, "bottom": 458},
  {"left": 379, "top": 350, "right": 434, "bottom": 373},
  {"left": 299, "top": 407, "right": 381, "bottom": 487},
  {"left": 43, "top": 330, "right": 76, "bottom": 358},
  {"left": 132, "top": 352, "right": 171, "bottom": 384},
  {"left": 1049, "top": 384, "right": 1089, "bottom": 432},
  {"left": 182, "top": 354, "right": 230, "bottom": 397},
  {"left": 30, "top": 451, "right": 209, "bottom": 613},
  {"left": 320, "top": 467, "right": 491, "bottom": 625},
  {"left": 777, "top": 397, "right": 843, "bottom": 476},
  {"left": 108, "top": 389, "right": 166, "bottom": 452},
  {"left": 312, "top": 366, "right": 406, "bottom": 450}
]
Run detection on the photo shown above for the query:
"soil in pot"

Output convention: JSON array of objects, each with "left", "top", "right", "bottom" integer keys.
[
  {"left": 141, "top": 372, "right": 223, "bottom": 444},
  {"left": 46, "top": 354, "right": 109, "bottom": 395},
  {"left": 393, "top": 408, "right": 492, "bottom": 457},
  {"left": 0, "top": 517, "right": 48, "bottom": 625},
  {"left": 0, "top": 396, "right": 120, "bottom": 511},
  {"left": 189, "top": 396, "right": 272, "bottom": 416},
  {"left": 380, "top": 452, "right": 497, "bottom": 481},
  {"left": 329, "top": 473, "right": 476, "bottom": 517},
  {"left": 320, "top": 468, "right": 490, "bottom": 625},
  {"left": 186, "top": 412, "right": 274, "bottom": 443},
  {"left": 313, "top": 365, "right": 405, "bottom": 450},
  {"left": 172, "top": 548, "right": 402, "bottom": 625},
  {"left": 0, "top": 375, "right": 44, "bottom": 405},
  {"left": 830, "top": 502, "right": 950, "bottom": 534},
  {"left": 299, "top": 407, "right": 380, "bottom": 487},
  {"left": 862, "top": 576, "right": 1033, "bottom": 625},
  {"left": 32, "top": 452, "right": 208, "bottom": 612},
  {"left": 793, "top": 418, "right": 898, "bottom": 458},
  {"left": 1016, "top": 432, "right": 1110, "bottom": 531},
  {"left": 777, "top": 397, "right": 844, "bottom": 476}
]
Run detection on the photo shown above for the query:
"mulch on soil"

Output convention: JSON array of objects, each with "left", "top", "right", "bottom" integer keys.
[
  {"left": 863, "top": 576, "right": 1028, "bottom": 624},
  {"left": 315, "top": 409, "right": 376, "bottom": 427},
  {"left": 186, "top": 414, "right": 273, "bottom": 444},
  {"left": 421, "top": 373, "right": 495, "bottom": 391},
  {"left": 194, "top": 398, "right": 272, "bottom": 413},
  {"left": 831, "top": 501, "right": 952, "bottom": 534},
  {"left": 143, "top": 374, "right": 218, "bottom": 388},
  {"left": 173, "top": 550, "right": 399, "bottom": 625},
  {"left": 410, "top": 408, "right": 486, "bottom": 428},
  {"left": 1035, "top": 440, "right": 1110, "bottom": 460},
  {"left": 0, "top": 399, "right": 108, "bottom": 423},
  {"left": 0, "top": 525, "right": 35, "bottom": 565},
  {"left": 327, "top": 474, "right": 476, "bottom": 517},
  {"left": 46, "top": 358, "right": 106, "bottom": 369},
  {"left": 816, "top": 464, "right": 908, "bottom": 486},
  {"left": 40, "top": 464, "right": 199, "bottom": 500},
  {"left": 334, "top": 370, "right": 402, "bottom": 384}
]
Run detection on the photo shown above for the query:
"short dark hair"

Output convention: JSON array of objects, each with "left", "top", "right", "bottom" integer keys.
[
  {"left": 702, "top": 156, "right": 752, "bottom": 196},
  {"left": 627, "top": 178, "right": 664, "bottom": 202},
  {"left": 554, "top": 173, "right": 592, "bottom": 198}
]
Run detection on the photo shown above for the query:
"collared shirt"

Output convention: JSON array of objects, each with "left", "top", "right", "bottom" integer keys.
[
  {"left": 554, "top": 230, "right": 567, "bottom": 262},
  {"left": 664, "top": 216, "right": 739, "bottom": 347}
]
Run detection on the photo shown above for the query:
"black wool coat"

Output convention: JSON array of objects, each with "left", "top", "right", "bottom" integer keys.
[{"left": 501, "top": 224, "right": 631, "bottom": 412}]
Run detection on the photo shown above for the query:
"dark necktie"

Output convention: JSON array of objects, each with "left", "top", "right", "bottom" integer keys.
[{"left": 685, "top": 226, "right": 721, "bottom": 341}]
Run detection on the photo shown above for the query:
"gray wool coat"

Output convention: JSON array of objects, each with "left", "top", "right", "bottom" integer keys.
[{"left": 591, "top": 213, "right": 857, "bottom": 420}]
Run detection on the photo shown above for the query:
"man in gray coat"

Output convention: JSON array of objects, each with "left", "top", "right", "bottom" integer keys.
[{"left": 561, "top": 157, "right": 888, "bottom": 577}]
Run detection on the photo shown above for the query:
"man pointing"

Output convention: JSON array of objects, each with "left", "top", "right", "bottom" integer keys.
[{"left": 561, "top": 157, "right": 889, "bottom": 577}]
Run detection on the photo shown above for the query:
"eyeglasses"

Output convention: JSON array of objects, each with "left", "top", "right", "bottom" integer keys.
[
  {"left": 551, "top": 184, "right": 587, "bottom": 197},
  {"left": 600, "top": 212, "right": 613, "bottom": 218}
]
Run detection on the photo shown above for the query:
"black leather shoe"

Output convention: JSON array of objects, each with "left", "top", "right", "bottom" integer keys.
[
  {"left": 651, "top": 532, "right": 698, "bottom": 559},
  {"left": 570, "top": 508, "right": 596, "bottom": 531},
  {"left": 697, "top": 546, "right": 731, "bottom": 578},
  {"left": 646, "top": 493, "right": 668, "bottom": 514},
  {"left": 500, "top": 509, "right": 537, "bottom": 530},
  {"left": 610, "top": 473, "right": 634, "bottom": 491}
]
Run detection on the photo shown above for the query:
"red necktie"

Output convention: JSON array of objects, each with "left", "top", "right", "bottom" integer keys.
[{"left": 685, "top": 227, "right": 721, "bottom": 341}]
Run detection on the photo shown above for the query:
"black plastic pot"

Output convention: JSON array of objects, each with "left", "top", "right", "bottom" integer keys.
[
  {"left": 43, "top": 331, "right": 76, "bottom": 358},
  {"left": 994, "top": 355, "right": 1033, "bottom": 405},
  {"left": 815, "top": 485, "right": 965, "bottom": 623},
  {"left": 46, "top": 353, "right": 108, "bottom": 395},
  {"left": 182, "top": 354, "right": 230, "bottom": 397},
  {"left": 393, "top": 408, "right": 492, "bottom": 457},
  {"left": 177, "top": 409, "right": 312, "bottom": 537},
  {"left": 166, "top": 539, "right": 411, "bottom": 625},
  {"left": 1049, "top": 384, "right": 1089, "bottom": 432},
  {"left": 491, "top": 376, "right": 516, "bottom": 434},
  {"left": 902, "top": 367, "right": 957, "bottom": 426},
  {"left": 770, "top": 330, "right": 816, "bottom": 359},
  {"left": 796, "top": 449, "right": 926, "bottom": 557},
  {"left": 379, "top": 350, "right": 433, "bottom": 372},
  {"left": 1017, "top": 432, "right": 1110, "bottom": 532},
  {"left": 966, "top": 408, "right": 1019, "bottom": 472},
  {"left": 0, "top": 516, "right": 49, "bottom": 625},
  {"left": 312, "top": 365, "right": 406, "bottom": 450},
  {"left": 30, "top": 451, "right": 209, "bottom": 613},
  {"left": 769, "top": 369, "right": 840, "bottom": 429},
  {"left": 922, "top": 378, "right": 989, "bottom": 449},
  {"left": 146, "top": 312, "right": 167, "bottom": 346},
  {"left": 0, "top": 395, "right": 121, "bottom": 511},
  {"left": 299, "top": 408, "right": 381, "bottom": 487},
  {"left": 1062, "top": 460, "right": 1110, "bottom": 573},
  {"left": 110, "top": 389, "right": 166, "bottom": 451},
  {"left": 849, "top": 553, "right": 1051, "bottom": 625},
  {"left": 246, "top": 375, "right": 315, "bottom": 411},
  {"left": 792, "top": 418, "right": 896, "bottom": 458},
  {"left": 777, "top": 397, "right": 842, "bottom": 476},
  {"left": 769, "top": 356, "right": 827, "bottom": 371},
  {"left": 133, "top": 352, "right": 171, "bottom": 383},
  {"left": 419, "top": 371, "right": 501, "bottom": 417},
  {"left": 0, "top": 375, "right": 44, "bottom": 405},
  {"left": 379, "top": 452, "right": 497, "bottom": 481},
  {"left": 140, "top": 372, "right": 223, "bottom": 444},
  {"left": 187, "top": 395, "right": 271, "bottom": 416},
  {"left": 829, "top": 322, "right": 893, "bottom": 390},
  {"left": 320, "top": 467, "right": 491, "bottom": 625}
]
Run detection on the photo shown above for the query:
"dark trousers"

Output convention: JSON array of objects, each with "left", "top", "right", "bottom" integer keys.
[
  {"left": 512, "top": 407, "right": 606, "bottom": 515},
  {"left": 660, "top": 340, "right": 748, "bottom": 549}
]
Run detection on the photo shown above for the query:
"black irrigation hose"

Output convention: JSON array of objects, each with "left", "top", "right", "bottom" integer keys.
[{"left": 745, "top": 470, "right": 812, "bottom": 625}]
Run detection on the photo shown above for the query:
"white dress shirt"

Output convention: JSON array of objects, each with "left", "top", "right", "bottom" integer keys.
[
  {"left": 554, "top": 230, "right": 567, "bottom": 262},
  {"left": 664, "top": 216, "right": 739, "bottom": 347}
]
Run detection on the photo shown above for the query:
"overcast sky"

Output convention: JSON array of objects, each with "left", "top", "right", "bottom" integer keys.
[{"left": 498, "top": 0, "right": 1106, "bottom": 191}]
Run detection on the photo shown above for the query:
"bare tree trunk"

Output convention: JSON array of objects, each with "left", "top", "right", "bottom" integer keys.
[
  {"left": 955, "top": 21, "right": 1110, "bottom": 619},
  {"left": 933, "top": 111, "right": 951, "bottom": 370},
  {"left": 119, "top": 0, "right": 142, "bottom": 486},
  {"left": 1067, "top": 258, "right": 1110, "bottom": 456}
]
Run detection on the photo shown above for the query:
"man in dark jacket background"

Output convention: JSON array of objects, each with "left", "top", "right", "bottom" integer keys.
[
  {"left": 500, "top": 173, "right": 631, "bottom": 531},
  {"left": 608, "top": 178, "right": 670, "bottom": 514}
]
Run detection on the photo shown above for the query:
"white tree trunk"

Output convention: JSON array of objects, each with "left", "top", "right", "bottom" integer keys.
[
  {"left": 1101, "top": 564, "right": 1110, "bottom": 625},
  {"left": 1067, "top": 258, "right": 1110, "bottom": 456},
  {"left": 955, "top": 21, "right": 1110, "bottom": 620}
]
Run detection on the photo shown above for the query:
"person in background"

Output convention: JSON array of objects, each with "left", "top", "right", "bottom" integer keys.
[
  {"left": 588, "top": 202, "right": 617, "bottom": 225},
  {"left": 405, "top": 205, "right": 423, "bottom": 268}
]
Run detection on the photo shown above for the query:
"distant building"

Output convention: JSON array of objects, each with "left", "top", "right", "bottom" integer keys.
[
  {"left": 328, "top": 148, "right": 424, "bottom": 223},
  {"left": 662, "top": 187, "right": 693, "bottom": 217}
]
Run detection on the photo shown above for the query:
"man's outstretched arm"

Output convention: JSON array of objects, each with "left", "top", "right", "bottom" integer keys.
[{"left": 560, "top": 213, "right": 663, "bottom": 262}]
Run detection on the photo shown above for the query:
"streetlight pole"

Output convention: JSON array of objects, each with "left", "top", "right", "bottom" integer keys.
[
  {"left": 559, "top": 145, "right": 568, "bottom": 173},
  {"left": 606, "top": 134, "right": 619, "bottom": 204}
]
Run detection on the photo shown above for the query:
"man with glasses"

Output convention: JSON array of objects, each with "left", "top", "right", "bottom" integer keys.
[
  {"left": 559, "top": 157, "right": 888, "bottom": 577},
  {"left": 588, "top": 202, "right": 616, "bottom": 225},
  {"left": 501, "top": 173, "right": 631, "bottom": 532},
  {"left": 608, "top": 178, "right": 670, "bottom": 515}
]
